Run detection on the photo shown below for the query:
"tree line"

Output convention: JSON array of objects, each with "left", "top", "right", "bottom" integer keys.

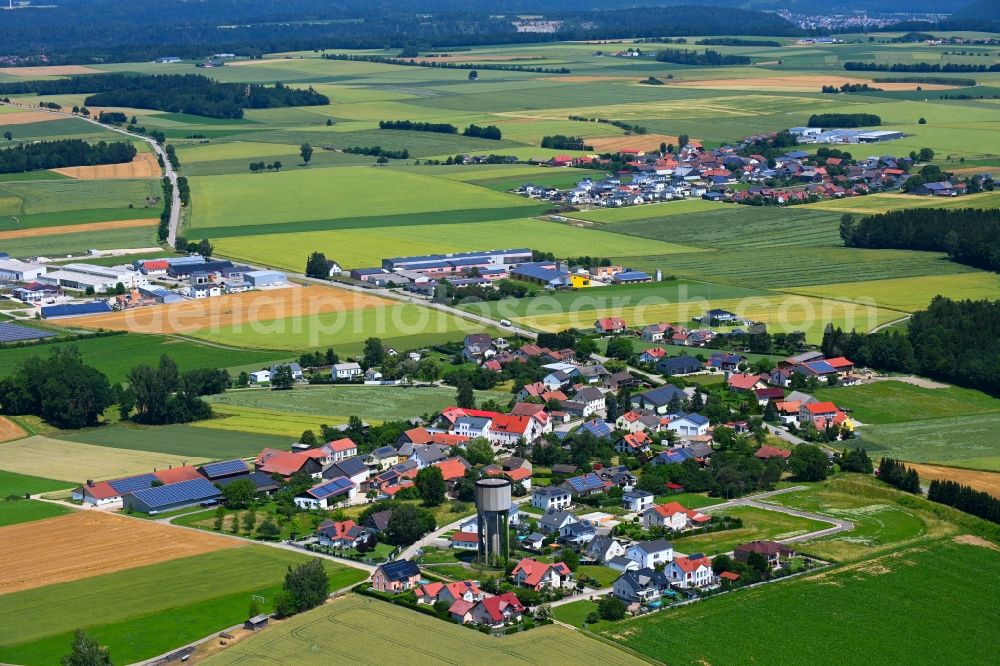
[
  {"left": 823, "top": 296, "right": 1000, "bottom": 396},
  {"left": 840, "top": 208, "right": 1000, "bottom": 272},
  {"left": 0, "top": 139, "right": 136, "bottom": 174},
  {"left": 844, "top": 62, "right": 1000, "bottom": 73},
  {"left": 654, "top": 49, "right": 751, "bottom": 66},
  {"left": 928, "top": 479, "right": 1000, "bottom": 525},
  {"left": 343, "top": 146, "right": 410, "bottom": 160},
  {"left": 378, "top": 120, "right": 457, "bottom": 134},
  {"left": 873, "top": 76, "right": 978, "bottom": 87},
  {"left": 878, "top": 457, "right": 921, "bottom": 493},
  {"left": 322, "top": 53, "right": 570, "bottom": 74},
  {"left": 0, "top": 75, "right": 328, "bottom": 120},
  {"left": 567, "top": 115, "right": 648, "bottom": 135},
  {"left": 540, "top": 135, "right": 591, "bottom": 151},
  {"left": 463, "top": 124, "right": 503, "bottom": 140},
  {"left": 821, "top": 83, "right": 882, "bottom": 93},
  {"left": 696, "top": 38, "right": 781, "bottom": 47},
  {"left": 806, "top": 113, "right": 881, "bottom": 128}
]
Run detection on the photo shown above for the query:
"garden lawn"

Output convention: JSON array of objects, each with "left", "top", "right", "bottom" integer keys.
[
  {"left": 58, "top": 423, "right": 291, "bottom": 459},
  {"left": 0, "top": 334, "right": 289, "bottom": 384},
  {"left": 0, "top": 546, "right": 368, "bottom": 666},
  {"left": 813, "top": 382, "right": 1000, "bottom": 425},
  {"left": 0, "top": 500, "right": 71, "bottom": 527},
  {"left": 202, "top": 594, "right": 644, "bottom": 665},
  {"left": 212, "top": 217, "right": 698, "bottom": 272},
  {"left": 596, "top": 538, "right": 1000, "bottom": 666},
  {"left": 204, "top": 385, "right": 512, "bottom": 424},
  {"left": 187, "top": 166, "right": 540, "bottom": 231},
  {"left": 576, "top": 565, "right": 620, "bottom": 588},
  {"left": 551, "top": 599, "right": 603, "bottom": 629},
  {"left": 672, "top": 505, "right": 829, "bottom": 556}
]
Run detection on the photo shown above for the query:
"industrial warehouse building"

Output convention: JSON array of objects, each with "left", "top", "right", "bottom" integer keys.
[
  {"left": 244, "top": 270, "right": 287, "bottom": 288},
  {"left": 381, "top": 248, "right": 532, "bottom": 273}
]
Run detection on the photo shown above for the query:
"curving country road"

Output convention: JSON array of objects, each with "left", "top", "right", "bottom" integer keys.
[{"left": 0, "top": 101, "right": 181, "bottom": 246}]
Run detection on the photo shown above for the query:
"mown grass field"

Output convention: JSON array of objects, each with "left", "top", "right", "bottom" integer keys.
[
  {"left": 0, "top": 334, "right": 289, "bottom": 384},
  {"left": 0, "top": 469, "right": 74, "bottom": 495},
  {"left": 0, "top": 435, "right": 212, "bottom": 483},
  {"left": 672, "top": 505, "right": 829, "bottom": 556},
  {"left": 790, "top": 271, "right": 1000, "bottom": 313},
  {"left": 203, "top": 384, "right": 512, "bottom": 424},
  {"left": 596, "top": 538, "right": 1000, "bottom": 666},
  {"left": 859, "top": 414, "right": 1000, "bottom": 472},
  {"left": 814, "top": 381, "right": 1000, "bottom": 425},
  {"left": 58, "top": 422, "right": 290, "bottom": 459},
  {"left": 202, "top": 594, "right": 644, "bottom": 666},
  {"left": 0, "top": 499, "right": 71, "bottom": 527},
  {"left": 0, "top": 547, "right": 368, "bottom": 666}
]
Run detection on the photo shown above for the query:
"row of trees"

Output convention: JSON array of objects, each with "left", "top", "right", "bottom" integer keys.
[
  {"left": 343, "top": 145, "right": 410, "bottom": 160},
  {"left": 323, "top": 53, "right": 570, "bottom": 74},
  {"left": 821, "top": 83, "right": 882, "bottom": 93},
  {"left": 248, "top": 160, "right": 283, "bottom": 173},
  {"left": 540, "top": 135, "right": 591, "bottom": 151},
  {"left": 927, "top": 479, "right": 1000, "bottom": 525},
  {"left": 840, "top": 207, "right": 1000, "bottom": 272},
  {"left": 806, "top": 113, "right": 881, "bottom": 128},
  {"left": 844, "top": 61, "right": 1000, "bottom": 73},
  {"left": 0, "top": 139, "right": 136, "bottom": 174},
  {"left": 378, "top": 120, "right": 457, "bottom": 134},
  {"left": 878, "top": 457, "right": 921, "bottom": 494},
  {"left": 654, "top": 48, "right": 751, "bottom": 66},
  {"left": 463, "top": 124, "right": 502, "bottom": 140}
]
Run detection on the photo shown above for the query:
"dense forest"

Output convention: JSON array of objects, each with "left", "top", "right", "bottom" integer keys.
[
  {"left": 806, "top": 113, "right": 881, "bottom": 127},
  {"left": 840, "top": 208, "right": 1000, "bottom": 272},
  {"left": 541, "top": 135, "right": 592, "bottom": 150},
  {"left": 0, "top": 139, "right": 136, "bottom": 174},
  {"left": 0, "top": 1, "right": 801, "bottom": 63},
  {"left": 0, "top": 75, "right": 328, "bottom": 119},
  {"left": 378, "top": 120, "right": 457, "bottom": 134},
  {"left": 695, "top": 38, "right": 780, "bottom": 47},
  {"left": 822, "top": 297, "right": 1000, "bottom": 395},
  {"left": 654, "top": 49, "right": 752, "bottom": 66}
]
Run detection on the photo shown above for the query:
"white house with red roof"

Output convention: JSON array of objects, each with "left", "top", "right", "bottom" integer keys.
[
  {"left": 642, "top": 501, "right": 710, "bottom": 531},
  {"left": 665, "top": 554, "right": 715, "bottom": 588},
  {"left": 615, "top": 430, "right": 653, "bottom": 455},
  {"left": 72, "top": 466, "right": 203, "bottom": 506},
  {"left": 469, "top": 593, "right": 525, "bottom": 627},
  {"left": 799, "top": 401, "right": 854, "bottom": 433},
  {"left": 594, "top": 317, "right": 627, "bottom": 334},
  {"left": 727, "top": 373, "right": 768, "bottom": 392},
  {"left": 511, "top": 557, "right": 573, "bottom": 590}
]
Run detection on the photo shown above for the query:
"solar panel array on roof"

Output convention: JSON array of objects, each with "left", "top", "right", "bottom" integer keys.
[
  {"left": 108, "top": 473, "right": 158, "bottom": 494},
  {"left": 380, "top": 559, "right": 420, "bottom": 581},
  {"left": 128, "top": 478, "right": 221, "bottom": 509},
  {"left": 200, "top": 459, "right": 249, "bottom": 478},
  {"left": 565, "top": 473, "right": 605, "bottom": 493},
  {"left": 0, "top": 322, "right": 56, "bottom": 342},
  {"left": 309, "top": 477, "right": 354, "bottom": 499},
  {"left": 576, "top": 419, "right": 613, "bottom": 439},
  {"left": 41, "top": 301, "right": 112, "bottom": 319}
]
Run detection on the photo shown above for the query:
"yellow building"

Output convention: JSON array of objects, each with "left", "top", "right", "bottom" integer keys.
[{"left": 570, "top": 274, "right": 591, "bottom": 288}]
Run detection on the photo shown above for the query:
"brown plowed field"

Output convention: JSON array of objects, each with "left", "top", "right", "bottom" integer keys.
[
  {"left": 0, "top": 65, "right": 103, "bottom": 77},
  {"left": 53, "top": 284, "right": 392, "bottom": 334},
  {"left": 587, "top": 133, "right": 678, "bottom": 153},
  {"left": 51, "top": 152, "right": 161, "bottom": 180},
  {"left": 0, "top": 217, "right": 156, "bottom": 240},
  {"left": 0, "top": 511, "right": 239, "bottom": 594},
  {"left": 0, "top": 416, "right": 26, "bottom": 442},
  {"left": 0, "top": 110, "right": 62, "bottom": 125},
  {"left": 907, "top": 463, "right": 1000, "bottom": 499}
]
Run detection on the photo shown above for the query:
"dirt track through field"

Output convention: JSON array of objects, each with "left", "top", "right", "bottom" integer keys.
[
  {"left": 0, "top": 512, "right": 240, "bottom": 594},
  {"left": 668, "top": 75, "right": 958, "bottom": 92},
  {"left": 0, "top": 217, "right": 157, "bottom": 240},
  {"left": 0, "top": 417, "right": 26, "bottom": 442},
  {"left": 51, "top": 152, "right": 161, "bottom": 180},
  {"left": 54, "top": 284, "right": 393, "bottom": 334},
  {"left": 908, "top": 464, "right": 1000, "bottom": 499}
]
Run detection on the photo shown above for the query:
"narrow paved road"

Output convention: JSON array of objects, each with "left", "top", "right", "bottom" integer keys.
[
  {"left": 0, "top": 101, "right": 181, "bottom": 246},
  {"left": 703, "top": 486, "right": 855, "bottom": 544}
]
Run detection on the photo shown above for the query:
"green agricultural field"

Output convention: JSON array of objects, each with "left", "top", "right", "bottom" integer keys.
[
  {"left": 0, "top": 178, "right": 158, "bottom": 215},
  {"left": 597, "top": 538, "right": 1000, "bottom": 666},
  {"left": 0, "top": 206, "right": 159, "bottom": 231},
  {"left": 194, "top": 404, "right": 346, "bottom": 438},
  {"left": 573, "top": 198, "right": 726, "bottom": 223},
  {"left": 187, "top": 166, "right": 539, "bottom": 231},
  {"left": 0, "top": 499, "right": 71, "bottom": 527},
  {"left": 58, "top": 422, "right": 290, "bottom": 459},
  {"left": 671, "top": 505, "right": 829, "bottom": 556},
  {"left": 202, "top": 594, "right": 644, "bottom": 666},
  {"left": 0, "top": 470, "right": 74, "bottom": 496},
  {"left": 814, "top": 381, "right": 1000, "bottom": 425},
  {"left": 0, "top": 547, "right": 368, "bottom": 666},
  {"left": 0, "top": 334, "right": 288, "bottom": 384},
  {"left": 859, "top": 414, "right": 1000, "bottom": 472},
  {"left": 0, "top": 225, "right": 158, "bottom": 258},
  {"left": 804, "top": 191, "right": 1000, "bottom": 215},
  {"left": 789, "top": 271, "right": 1000, "bottom": 313},
  {"left": 213, "top": 217, "right": 700, "bottom": 272},
  {"left": 204, "top": 384, "right": 512, "bottom": 424}
]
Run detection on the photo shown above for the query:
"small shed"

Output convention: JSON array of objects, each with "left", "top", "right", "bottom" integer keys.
[{"left": 244, "top": 614, "right": 269, "bottom": 631}]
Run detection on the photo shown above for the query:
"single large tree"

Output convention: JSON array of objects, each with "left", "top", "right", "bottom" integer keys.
[
  {"left": 62, "top": 630, "right": 111, "bottom": 666},
  {"left": 300, "top": 142, "right": 313, "bottom": 165},
  {"left": 384, "top": 503, "right": 436, "bottom": 545},
  {"left": 271, "top": 364, "right": 294, "bottom": 390},
  {"left": 788, "top": 444, "right": 829, "bottom": 481},
  {"left": 305, "top": 251, "right": 331, "bottom": 278},
  {"left": 276, "top": 558, "right": 329, "bottom": 617},
  {"left": 415, "top": 465, "right": 446, "bottom": 507},
  {"left": 197, "top": 238, "right": 214, "bottom": 260},
  {"left": 221, "top": 478, "right": 256, "bottom": 509},
  {"left": 455, "top": 376, "right": 475, "bottom": 409}
]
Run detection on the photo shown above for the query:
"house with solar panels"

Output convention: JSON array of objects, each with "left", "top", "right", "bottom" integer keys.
[
  {"left": 73, "top": 466, "right": 203, "bottom": 506},
  {"left": 561, "top": 472, "right": 613, "bottom": 498},
  {"left": 293, "top": 477, "right": 357, "bottom": 509},
  {"left": 122, "top": 477, "right": 223, "bottom": 514},
  {"left": 197, "top": 459, "right": 281, "bottom": 497},
  {"left": 372, "top": 559, "right": 422, "bottom": 593}
]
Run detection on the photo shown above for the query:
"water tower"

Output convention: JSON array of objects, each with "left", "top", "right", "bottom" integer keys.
[{"left": 474, "top": 478, "right": 512, "bottom": 565}]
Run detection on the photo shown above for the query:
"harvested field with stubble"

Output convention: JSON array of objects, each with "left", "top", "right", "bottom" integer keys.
[
  {"left": 51, "top": 152, "right": 161, "bottom": 179},
  {"left": 0, "top": 512, "right": 239, "bottom": 594},
  {"left": 586, "top": 133, "right": 678, "bottom": 153},
  {"left": 0, "top": 417, "right": 26, "bottom": 442},
  {"left": 0, "top": 110, "right": 63, "bottom": 125},
  {"left": 0, "top": 65, "right": 103, "bottom": 77},
  {"left": 50, "top": 284, "right": 391, "bottom": 335},
  {"left": 0, "top": 217, "right": 156, "bottom": 240},
  {"left": 907, "top": 464, "right": 1000, "bottom": 499}
]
